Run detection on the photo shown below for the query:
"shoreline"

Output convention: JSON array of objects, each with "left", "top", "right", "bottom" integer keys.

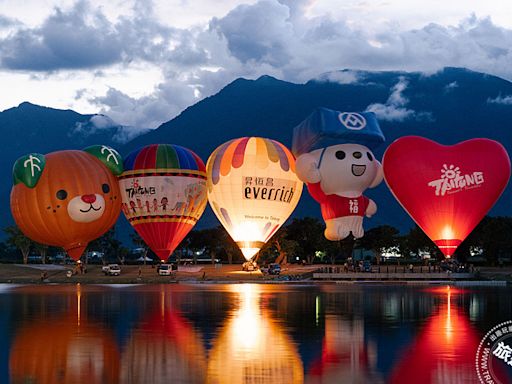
[{"left": 0, "top": 264, "right": 511, "bottom": 286}]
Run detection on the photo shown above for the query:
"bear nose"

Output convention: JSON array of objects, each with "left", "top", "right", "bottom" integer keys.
[
  {"left": 353, "top": 151, "right": 362, "bottom": 159},
  {"left": 81, "top": 194, "right": 96, "bottom": 204}
]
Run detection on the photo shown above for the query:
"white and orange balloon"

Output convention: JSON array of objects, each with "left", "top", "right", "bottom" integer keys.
[{"left": 206, "top": 137, "right": 303, "bottom": 260}]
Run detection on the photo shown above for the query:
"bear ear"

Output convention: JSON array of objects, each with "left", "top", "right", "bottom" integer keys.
[
  {"left": 83, "top": 145, "right": 123, "bottom": 176},
  {"left": 13, "top": 153, "right": 46, "bottom": 188}
]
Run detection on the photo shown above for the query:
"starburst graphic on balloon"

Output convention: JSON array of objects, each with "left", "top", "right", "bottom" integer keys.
[{"left": 440, "top": 164, "right": 460, "bottom": 180}]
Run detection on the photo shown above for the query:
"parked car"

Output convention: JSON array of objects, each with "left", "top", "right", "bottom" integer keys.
[
  {"left": 439, "top": 259, "right": 462, "bottom": 272},
  {"left": 102, "top": 264, "right": 121, "bottom": 276},
  {"left": 158, "top": 264, "right": 175, "bottom": 276},
  {"left": 242, "top": 261, "right": 257, "bottom": 272},
  {"left": 268, "top": 263, "right": 281, "bottom": 275}
]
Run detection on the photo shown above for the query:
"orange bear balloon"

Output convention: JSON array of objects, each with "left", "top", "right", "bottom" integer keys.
[{"left": 10, "top": 145, "right": 123, "bottom": 261}]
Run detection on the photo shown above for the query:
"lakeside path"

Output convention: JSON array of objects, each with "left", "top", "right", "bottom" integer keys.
[
  {"left": 0, "top": 264, "right": 511, "bottom": 284},
  {"left": 0, "top": 263, "right": 318, "bottom": 284}
]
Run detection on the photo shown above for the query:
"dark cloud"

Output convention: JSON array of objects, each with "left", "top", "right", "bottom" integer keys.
[
  {"left": 0, "top": 0, "right": 183, "bottom": 71},
  {"left": 0, "top": 14, "right": 19, "bottom": 28},
  {"left": 210, "top": 1, "right": 293, "bottom": 66},
  {"left": 1, "top": 2, "right": 124, "bottom": 70}
]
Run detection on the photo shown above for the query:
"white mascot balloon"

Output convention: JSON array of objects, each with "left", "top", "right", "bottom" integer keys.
[{"left": 292, "top": 108, "right": 385, "bottom": 240}]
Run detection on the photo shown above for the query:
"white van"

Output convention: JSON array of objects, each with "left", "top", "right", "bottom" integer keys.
[
  {"left": 158, "top": 264, "right": 174, "bottom": 276},
  {"left": 102, "top": 264, "right": 121, "bottom": 276}
]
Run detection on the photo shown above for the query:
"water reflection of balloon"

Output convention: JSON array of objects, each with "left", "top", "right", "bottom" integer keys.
[
  {"left": 9, "top": 285, "right": 120, "bottom": 384},
  {"left": 119, "top": 144, "right": 208, "bottom": 261},
  {"left": 389, "top": 287, "right": 481, "bottom": 383},
  {"left": 206, "top": 137, "right": 303, "bottom": 260},
  {"left": 121, "top": 288, "right": 207, "bottom": 383},
  {"left": 10, "top": 146, "right": 123, "bottom": 261},
  {"left": 207, "top": 284, "right": 304, "bottom": 383},
  {"left": 383, "top": 137, "right": 511, "bottom": 257},
  {"left": 306, "top": 315, "right": 382, "bottom": 383}
]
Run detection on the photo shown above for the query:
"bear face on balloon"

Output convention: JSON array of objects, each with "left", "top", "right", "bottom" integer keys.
[
  {"left": 10, "top": 145, "right": 123, "bottom": 260},
  {"left": 292, "top": 109, "right": 385, "bottom": 240}
]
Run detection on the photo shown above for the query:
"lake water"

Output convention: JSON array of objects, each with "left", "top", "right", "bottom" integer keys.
[{"left": 1, "top": 283, "right": 511, "bottom": 384}]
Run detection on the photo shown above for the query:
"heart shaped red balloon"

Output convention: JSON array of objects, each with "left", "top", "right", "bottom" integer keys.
[{"left": 383, "top": 136, "right": 511, "bottom": 256}]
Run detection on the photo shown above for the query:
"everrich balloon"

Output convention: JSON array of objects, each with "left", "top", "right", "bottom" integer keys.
[
  {"left": 383, "top": 136, "right": 511, "bottom": 257},
  {"left": 206, "top": 137, "right": 303, "bottom": 260},
  {"left": 10, "top": 145, "right": 123, "bottom": 261},
  {"left": 119, "top": 144, "right": 207, "bottom": 261}
]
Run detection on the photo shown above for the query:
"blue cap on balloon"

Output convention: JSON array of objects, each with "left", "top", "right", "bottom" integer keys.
[{"left": 292, "top": 107, "right": 385, "bottom": 157}]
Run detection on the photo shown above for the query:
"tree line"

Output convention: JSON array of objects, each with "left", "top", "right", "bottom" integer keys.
[{"left": 1, "top": 216, "right": 511, "bottom": 265}]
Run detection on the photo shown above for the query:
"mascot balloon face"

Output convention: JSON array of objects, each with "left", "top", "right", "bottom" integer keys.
[
  {"left": 292, "top": 109, "right": 385, "bottom": 240},
  {"left": 10, "top": 145, "right": 123, "bottom": 261}
]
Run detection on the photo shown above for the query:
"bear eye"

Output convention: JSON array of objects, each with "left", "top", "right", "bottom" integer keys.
[
  {"left": 56, "top": 190, "right": 68, "bottom": 200},
  {"left": 335, "top": 150, "right": 346, "bottom": 160},
  {"left": 367, "top": 152, "right": 374, "bottom": 161},
  {"left": 102, "top": 183, "right": 110, "bottom": 193},
  {"left": 353, "top": 151, "right": 362, "bottom": 159}
]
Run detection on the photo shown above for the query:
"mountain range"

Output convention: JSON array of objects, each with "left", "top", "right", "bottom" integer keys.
[{"left": 1, "top": 67, "right": 512, "bottom": 241}]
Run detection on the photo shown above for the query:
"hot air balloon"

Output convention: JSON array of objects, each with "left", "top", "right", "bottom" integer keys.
[
  {"left": 206, "top": 137, "right": 303, "bottom": 260},
  {"left": 10, "top": 145, "right": 123, "bottom": 261},
  {"left": 383, "top": 136, "right": 511, "bottom": 257},
  {"left": 119, "top": 144, "right": 207, "bottom": 261},
  {"left": 292, "top": 108, "right": 385, "bottom": 241}
]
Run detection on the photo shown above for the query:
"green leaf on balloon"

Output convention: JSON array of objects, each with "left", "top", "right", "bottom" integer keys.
[
  {"left": 84, "top": 145, "right": 123, "bottom": 176},
  {"left": 13, "top": 153, "right": 46, "bottom": 188}
]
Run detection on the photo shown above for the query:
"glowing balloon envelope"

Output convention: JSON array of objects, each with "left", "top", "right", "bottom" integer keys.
[
  {"left": 119, "top": 144, "right": 207, "bottom": 260},
  {"left": 206, "top": 137, "right": 303, "bottom": 260},
  {"left": 383, "top": 136, "right": 511, "bottom": 257},
  {"left": 10, "top": 146, "right": 123, "bottom": 260}
]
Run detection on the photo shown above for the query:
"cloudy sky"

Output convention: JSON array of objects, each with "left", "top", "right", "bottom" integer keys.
[{"left": 0, "top": 0, "right": 511, "bottom": 130}]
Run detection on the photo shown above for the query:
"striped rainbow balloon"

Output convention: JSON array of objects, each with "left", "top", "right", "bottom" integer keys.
[
  {"left": 206, "top": 137, "right": 303, "bottom": 260},
  {"left": 207, "top": 137, "right": 296, "bottom": 187},
  {"left": 119, "top": 144, "right": 207, "bottom": 260},
  {"left": 124, "top": 144, "right": 205, "bottom": 172}
]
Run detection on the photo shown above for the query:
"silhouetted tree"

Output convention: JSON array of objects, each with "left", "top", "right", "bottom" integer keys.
[
  {"left": 186, "top": 226, "right": 240, "bottom": 264},
  {"left": 360, "top": 225, "right": 400, "bottom": 264},
  {"left": 130, "top": 231, "right": 150, "bottom": 265},
  {"left": 88, "top": 227, "right": 128, "bottom": 264},
  {"left": 400, "top": 225, "right": 440, "bottom": 261},
  {"left": 4, "top": 225, "right": 32, "bottom": 264},
  {"left": 286, "top": 218, "right": 325, "bottom": 264},
  {"left": 472, "top": 217, "right": 512, "bottom": 265},
  {"left": 34, "top": 242, "right": 49, "bottom": 264},
  {"left": 259, "top": 227, "right": 299, "bottom": 265}
]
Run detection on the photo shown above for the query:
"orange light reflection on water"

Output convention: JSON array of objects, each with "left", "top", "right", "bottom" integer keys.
[
  {"left": 9, "top": 284, "right": 120, "bottom": 384},
  {"left": 207, "top": 284, "right": 304, "bottom": 384}
]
